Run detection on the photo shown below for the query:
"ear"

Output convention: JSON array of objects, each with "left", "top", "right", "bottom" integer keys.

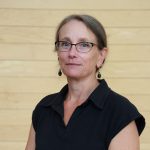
[{"left": 96, "top": 47, "right": 108, "bottom": 68}]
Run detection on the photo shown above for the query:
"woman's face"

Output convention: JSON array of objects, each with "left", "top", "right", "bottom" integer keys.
[{"left": 57, "top": 20, "right": 106, "bottom": 80}]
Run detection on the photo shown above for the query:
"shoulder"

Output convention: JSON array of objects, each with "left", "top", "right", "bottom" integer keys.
[
  {"left": 35, "top": 93, "right": 59, "bottom": 108},
  {"left": 32, "top": 92, "right": 59, "bottom": 119},
  {"left": 32, "top": 92, "right": 59, "bottom": 131},
  {"left": 107, "top": 90, "right": 136, "bottom": 112},
  {"left": 34, "top": 83, "right": 68, "bottom": 109},
  {"left": 106, "top": 89, "right": 144, "bottom": 128},
  {"left": 105, "top": 89, "right": 145, "bottom": 147}
]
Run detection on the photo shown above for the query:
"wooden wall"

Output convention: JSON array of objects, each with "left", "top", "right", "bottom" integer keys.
[{"left": 0, "top": 0, "right": 149, "bottom": 149}]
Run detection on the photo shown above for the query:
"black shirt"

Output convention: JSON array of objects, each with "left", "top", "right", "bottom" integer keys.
[{"left": 32, "top": 79, "right": 145, "bottom": 150}]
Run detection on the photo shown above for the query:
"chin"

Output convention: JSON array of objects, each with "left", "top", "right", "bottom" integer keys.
[{"left": 64, "top": 72, "right": 82, "bottom": 79}]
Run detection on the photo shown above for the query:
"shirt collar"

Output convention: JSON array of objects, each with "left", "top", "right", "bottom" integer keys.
[
  {"left": 42, "top": 79, "right": 110, "bottom": 111},
  {"left": 89, "top": 79, "right": 111, "bottom": 109},
  {"left": 41, "top": 84, "right": 68, "bottom": 117}
]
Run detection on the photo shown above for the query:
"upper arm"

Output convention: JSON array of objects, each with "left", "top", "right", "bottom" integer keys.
[
  {"left": 108, "top": 121, "right": 140, "bottom": 150},
  {"left": 25, "top": 124, "right": 36, "bottom": 150}
]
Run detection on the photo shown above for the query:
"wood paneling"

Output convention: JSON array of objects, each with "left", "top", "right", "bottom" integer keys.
[
  {"left": 0, "top": 0, "right": 150, "bottom": 149},
  {"left": 0, "top": 77, "right": 67, "bottom": 93},
  {"left": 126, "top": 95, "right": 150, "bottom": 112},
  {"left": 0, "top": 142, "right": 25, "bottom": 150},
  {"left": 107, "top": 79, "right": 150, "bottom": 95},
  {"left": 1, "top": 27, "right": 150, "bottom": 44},
  {"left": 0, "top": 44, "right": 57, "bottom": 61},
  {"left": 0, "top": 110, "right": 32, "bottom": 126},
  {"left": 0, "top": 92, "right": 45, "bottom": 109},
  {"left": 0, "top": 0, "right": 149, "bottom": 9},
  {"left": 108, "top": 45, "right": 150, "bottom": 61},
  {"left": 0, "top": 9, "right": 150, "bottom": 27},
  {"left": 0, "top": 125, "right": 29, "bottom": 141}
]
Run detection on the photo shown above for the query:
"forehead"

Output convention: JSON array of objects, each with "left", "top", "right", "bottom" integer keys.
[{"left": 58, "top": 20, "right": 97, "bottom": 42}]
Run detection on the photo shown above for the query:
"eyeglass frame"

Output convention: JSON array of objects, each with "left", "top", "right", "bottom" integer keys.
[{"left": 55, "top": 41, "right": 97, "bottom": 53}]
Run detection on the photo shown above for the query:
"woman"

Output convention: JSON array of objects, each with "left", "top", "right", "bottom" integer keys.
[{"left": 25, "top": 14, "right": 145, "bottom": 150}]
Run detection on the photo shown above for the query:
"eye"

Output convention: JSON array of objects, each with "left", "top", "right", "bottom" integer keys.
[
  {"left": 79, "top": 42, "right": 91, "bottom": 48},
  {"left": 60, "top": 41, "right": 70, "bottom": 47}
]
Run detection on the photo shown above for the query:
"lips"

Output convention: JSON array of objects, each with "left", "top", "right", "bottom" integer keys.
[{"left": 66, "top": 63, "right": 81, "bottom": 66}]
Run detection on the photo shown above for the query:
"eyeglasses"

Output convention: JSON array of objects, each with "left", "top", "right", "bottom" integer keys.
[{"left": 55, "top": 41, "right": 96, "bottom": 53}]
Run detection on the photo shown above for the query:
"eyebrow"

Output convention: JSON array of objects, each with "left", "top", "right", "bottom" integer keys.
[
  {"left": 59, "top": 37, "right": 71, "bottom": 42},
  {"left": 59, "top": 37, "right": 91, "bottom": 43}
]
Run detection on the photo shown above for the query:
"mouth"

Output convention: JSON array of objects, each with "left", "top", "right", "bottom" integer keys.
[{"left": 66, "top": 63, "right": 81, "bottom": 66}]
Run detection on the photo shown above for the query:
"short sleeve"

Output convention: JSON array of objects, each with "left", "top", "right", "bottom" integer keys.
[
  {"left": 32, "top": 99, "right": 46, "bottom": 132},
  {"left": 31, "top": 93, "right": 57, "bottom": 132},
  {"left": 106, "top": 94, "right": 145, "bottom": 148},
  {"left": 32, "top": 105, "right": 40, "bottom": 132}
]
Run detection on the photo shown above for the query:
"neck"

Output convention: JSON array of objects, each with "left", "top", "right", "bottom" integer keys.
[{"left": 66, "top": 77, "right": 99, "bottom": 105}]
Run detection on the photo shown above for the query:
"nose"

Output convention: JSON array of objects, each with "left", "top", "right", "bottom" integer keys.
[{"left": 68, "top": 45, "right": 77, "bottom": 58}]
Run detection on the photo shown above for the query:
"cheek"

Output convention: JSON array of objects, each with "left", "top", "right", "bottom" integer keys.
[
  {"left": 82, "top": 56, "right": 97, "bottom": 71},
  {"left": 58, "top": 53, "right": 67, "bottom": 64},
  {"left": 85, "top": 53, "right": 99, "bottom": 65}
]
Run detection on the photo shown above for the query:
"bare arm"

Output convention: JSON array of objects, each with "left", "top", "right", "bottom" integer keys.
[
  {"left": 108, "top": 121, "right": 140, "bottom": 150},
  {"left": 25, "top": 124, "right": 35, "bottom": 150}
]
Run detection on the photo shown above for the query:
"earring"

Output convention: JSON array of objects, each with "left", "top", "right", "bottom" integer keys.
[
  {"left": 97, "top": 71, "right": 101, "bottom": 79},
  {"left": 58, "top": 69, "right": 62, "bottom": 76}
]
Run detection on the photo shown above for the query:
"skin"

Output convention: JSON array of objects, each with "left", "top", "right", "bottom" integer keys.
[
  {"left": 25, "top": 19, "right": 140, "bottom": 150},
  {"left": 25, "top": 124, "right": 35, "bottom": 150}
]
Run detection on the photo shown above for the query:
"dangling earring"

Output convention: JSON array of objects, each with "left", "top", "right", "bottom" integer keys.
[
  {"left": 58, "top": 69, "right": 62, "bottom": 76},
  {"left": 97, "top": 71, "right": 101, "bottom": 79},
  {"left": 96, "top": 65, "right": 101, "bottom": 79}
]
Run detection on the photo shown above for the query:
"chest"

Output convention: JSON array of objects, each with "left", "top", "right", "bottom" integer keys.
[
  {"left": 63, "top": 101, "right": 80, "bottom": 126},
  {"left": 35, "top": 106, "right": 108, "bottom": 150}
]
